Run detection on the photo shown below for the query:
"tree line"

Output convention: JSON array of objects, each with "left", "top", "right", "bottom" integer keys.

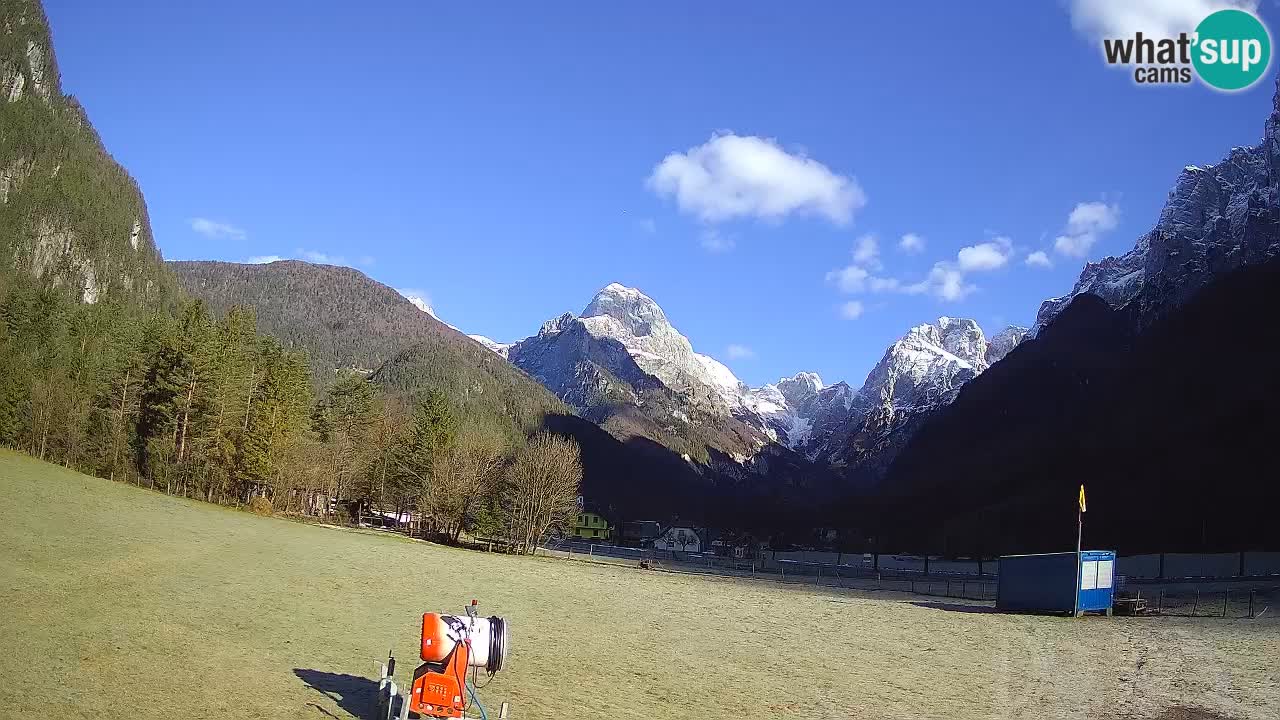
[{"left": 0, "top": 280, "right": 581, "bottom": 554}]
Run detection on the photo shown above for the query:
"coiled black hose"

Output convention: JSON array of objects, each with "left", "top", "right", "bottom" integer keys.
[{"left": 486, "top": 616, "right": 506, "bottom": 673}]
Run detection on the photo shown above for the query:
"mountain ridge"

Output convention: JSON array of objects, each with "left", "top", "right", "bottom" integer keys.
[{"left": 1035, "top": 76, "right": 1280, "bottom": 334}]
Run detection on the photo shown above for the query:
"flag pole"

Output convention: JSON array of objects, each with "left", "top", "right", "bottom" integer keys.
[{"left": 1075, "top": 484, "right": 1084, "bottom": 617}]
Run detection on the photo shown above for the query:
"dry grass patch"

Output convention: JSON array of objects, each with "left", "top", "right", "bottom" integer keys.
[{"left": 1, "top": 450, "right": 1276, "bottom": 719}]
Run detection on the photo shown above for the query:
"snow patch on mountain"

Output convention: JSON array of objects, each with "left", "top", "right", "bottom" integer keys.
[
  {"left": 468, "top": 335, "right": 512, "bottom": 357},
  {"left": 403, "top": 295, "right": 434, "bottom": 316}
]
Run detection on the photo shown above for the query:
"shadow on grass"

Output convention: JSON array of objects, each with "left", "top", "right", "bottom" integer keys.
[
  {"left": 909, "top": 600, "right": 1000, "bottom": 614},
  {"left": 294, "top": 668, "right": 378, "bottom": 719}
]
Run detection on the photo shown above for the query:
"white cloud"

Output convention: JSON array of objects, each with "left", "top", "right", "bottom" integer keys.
[
  {"left": 868, "top": 276, "right": 901, "bottom": 292},
  {"left": 299, "top": 249, "right": 341, "bottom": 265},
  {"left": 830, "top": 235, "right": 1001, "bottom": 303},
  {"left": 904, "top": 262, "right": 977, "bottom": 302},
  {"left": 191, "top": 217, "right": 246, "bottom": 241},
  {"left": 839, "top": 300, "right": 865, "bottom": 320},
  {"left": 826, "top": 264, "right": 869, "bottom": 293},
  {"left": 699, "top": 229, "right": 736, "bottom": 253},
  {"left": 956, "top": 236, "right": 1013, "bottom": 272},
  {"left": 852, "top": 234, "right": 881, "bottom": 269},
  {"left": 647, "top": 132, "right": 866, "bottom": 225},
  {"left": 898, "top": 233, "right": 925, "bottom": 254},
  {"left": 396, "top": 288, "right": 435, "bottom": 317},
  {"left": 1026, "top": 250, "right": 1053, "bottom": 268},
  {"left": 292, "top": 249, "right": 375, "bottom": 268},
  {"left": 726, "top": 344, "right": 754, "bottom": 360},
  {"left": 1069, "top": 0, "right": 1257, "bottom": 41},
  {"left": 243, "top": 249, "right": 373, "bottom": 268},
  {"left": 1054, "top": 201, "right": 1120, "bottom": 257}
]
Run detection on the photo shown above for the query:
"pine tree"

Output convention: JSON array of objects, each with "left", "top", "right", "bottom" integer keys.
[
  {"left": 393, "top": 390, "right": 457, "bottom": 534},
  {"left": 315, "top": 371, "right": 376, "bottom": 512}
]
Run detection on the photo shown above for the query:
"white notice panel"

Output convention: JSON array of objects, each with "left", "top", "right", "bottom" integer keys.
[
  {"left": 1096, "top": 559, "right": 1114, "bottom": 589},
  {"left": 1080, "top": 560, "right": 1098, "bottom": 590}
]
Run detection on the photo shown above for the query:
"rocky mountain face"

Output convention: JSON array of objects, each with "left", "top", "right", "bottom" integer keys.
[
  {"left": 497, "top": 282, "right": 1029, "bottom": 479},
  {"left": 1035, "top": 77, "right": 1280, "bottom": 334},
  {"left": 1, "top": 0, "right": 177, "bottom": 309},
  {"left": 802, "top": 319, "right": 1027, "bottom": 478},
  {"left": 505, "top": 284, "right": 774, "bottom": 463},
  {"left": 746, "top": 320, "right": 1027, "bottom": 469}
]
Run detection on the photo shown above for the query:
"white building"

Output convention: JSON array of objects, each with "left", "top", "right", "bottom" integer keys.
[{"left": 653, "top": 526, "right": 702, "bottom": 553}]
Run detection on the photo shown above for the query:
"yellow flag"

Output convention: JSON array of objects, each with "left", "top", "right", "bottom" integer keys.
[{"left": 1078, "top": 484, "right": 1087, "bottom": 513}]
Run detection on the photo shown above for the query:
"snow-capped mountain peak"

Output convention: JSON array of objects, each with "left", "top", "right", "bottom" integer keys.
[
  {"left": 582, "top": 283, "right": 670, "bottom": 335},
  {"left": 777, "top": 371, "right": 824, "bottom": 405},
  {"left": 540, "top": 312, "right": 576, "bottom": 336},
  {"left": 468, "top": 335, "right": 513, "bottom": 358},
  {"left": 573, "top": 283, "right": 746, "bottom": 404},
  {"left": 404, "top": 295, "right": 435, "bottom": 316}
]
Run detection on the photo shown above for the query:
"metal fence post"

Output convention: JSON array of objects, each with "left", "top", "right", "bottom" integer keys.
[
  {"left": 589, "top": 544, "right": 594, "bottom": 558},
  {"left": 1223, "top": 591, "right": 1229, "bottom": 618},
  {"left": 1192, "top": 590, "right": 1200, "bottom": 617},
  {"left": 1249, "top": 590, "right": 1255, "bottom": 619},
  {"left": 1158, "top": 589, "right": 1164, "bottom": 614}
]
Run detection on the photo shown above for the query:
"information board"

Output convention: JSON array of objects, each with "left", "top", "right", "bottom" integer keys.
[{"left": 1080, "top": 560, "right": 1098, "bottom": 590}]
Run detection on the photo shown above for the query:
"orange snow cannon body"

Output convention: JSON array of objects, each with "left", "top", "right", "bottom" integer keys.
[
  {"left": 375, "top": 602, "right": 508, "bottom": 720},
  {"left": 408, "top": 613, "right": 470, "bottom": 718}
]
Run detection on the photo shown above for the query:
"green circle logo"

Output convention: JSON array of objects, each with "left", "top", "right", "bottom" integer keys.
[{"left": 1192, "top": 9, "right": 1271, "bottom": 91}]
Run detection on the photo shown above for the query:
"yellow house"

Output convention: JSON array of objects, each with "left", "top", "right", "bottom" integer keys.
[{"left": 570, "top": 512, "right": 611, "bottom": 541}]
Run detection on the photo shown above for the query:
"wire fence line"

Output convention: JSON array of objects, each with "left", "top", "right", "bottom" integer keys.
[
  {"left": 1113, "top": 587, "right": 1276, "bottom": 619},
  {"left": 537, "top": 540, "right": 1279, "bottom": 616},
  {"left": 537, "top": 539, "right": 998, "bottom": 600}
]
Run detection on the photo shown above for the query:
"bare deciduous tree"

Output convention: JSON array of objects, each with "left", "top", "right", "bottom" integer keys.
[
  {"left": 428, "top": 426, "right": 507, "bottom": 543},
  {"left": 504, "top": 432, "right": 581, "bottom": 554}
]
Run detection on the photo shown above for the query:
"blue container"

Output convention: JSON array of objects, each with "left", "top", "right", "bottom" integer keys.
[{"left": 997, "top": 550, "right": 1115, "bottom": 616}]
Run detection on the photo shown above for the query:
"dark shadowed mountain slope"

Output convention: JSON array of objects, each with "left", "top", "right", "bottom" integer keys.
[{"left": 879, "top": 258, "right": 1280, "bottom": 555}]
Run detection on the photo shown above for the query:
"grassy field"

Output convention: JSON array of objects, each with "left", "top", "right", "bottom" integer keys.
[{"left": 1, "top": 450, "right": 1276, "bottom": 720}]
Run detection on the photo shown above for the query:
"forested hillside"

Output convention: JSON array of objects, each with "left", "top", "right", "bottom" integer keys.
[
  {"left": 170, "top": 260, "right": 572, "bottom": 442},
  {"left": 0, "top": 0, "right": 587, "bottom": 554},
  {"left": 1, "top": 0, "right": 185, "bottom": 470}
]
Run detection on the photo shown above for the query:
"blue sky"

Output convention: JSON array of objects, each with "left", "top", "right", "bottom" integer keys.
[{"left": 45, "top": 0, "right": 1274, "bottom": 388}]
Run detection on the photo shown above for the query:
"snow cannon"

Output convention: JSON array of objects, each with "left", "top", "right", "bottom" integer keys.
[{"left": 376, "top": 601, "right": 510, "bottom": 720}]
